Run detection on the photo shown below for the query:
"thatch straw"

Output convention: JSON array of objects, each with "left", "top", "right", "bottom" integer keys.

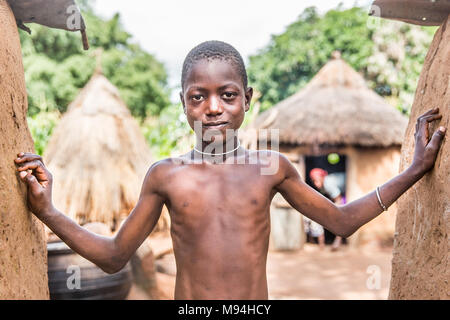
[
  {"left": 254, "top": 52, "right": 408, "bottom": 148},
  {"left": 44, "top": 72, "right": 152, "bottom": 229}
]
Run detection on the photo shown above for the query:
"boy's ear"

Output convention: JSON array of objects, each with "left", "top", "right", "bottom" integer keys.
[
  {"left": 244, "top": 87, "right": 254, "bottom": 113},
  {"left": 180, "top": 92, "right": 187, "bottom": 115}
]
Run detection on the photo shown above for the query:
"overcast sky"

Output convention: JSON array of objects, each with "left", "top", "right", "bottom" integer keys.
[{"left": 93, "top": 0, "right": 372, "bottom": 99}]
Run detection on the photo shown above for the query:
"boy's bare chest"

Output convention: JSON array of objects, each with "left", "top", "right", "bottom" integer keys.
[{"left": 162, "top": 164, "right": 275, "bottom": 218}]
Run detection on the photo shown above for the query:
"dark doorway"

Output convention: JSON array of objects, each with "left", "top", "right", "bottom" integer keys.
[{"left": 305, "top": 153, "right": 347, "bottom": 245}]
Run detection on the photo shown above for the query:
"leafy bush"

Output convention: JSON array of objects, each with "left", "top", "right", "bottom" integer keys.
[
  {"left": 248, "top": 6, "right": 436, "bottom": 114},
  {"left": 141, "top": 105, "right": 194, "bottom": 160},
  {"left": 27, "top": 110, "right": 60, "bottom": 156},
  {"left": 20, "top": 7, "right": 171, "bottom": 120}
]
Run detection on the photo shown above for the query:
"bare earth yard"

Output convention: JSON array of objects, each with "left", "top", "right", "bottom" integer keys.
[
  {"left": 266, "top": 244, "right": 392, "bottom": 300},
  {"left": 128, "top": 239, "right": 393, "bottom": 300}
]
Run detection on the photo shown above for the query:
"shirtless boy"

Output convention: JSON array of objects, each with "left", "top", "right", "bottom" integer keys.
[{"left": 15, "top": 41, "right": 446, "bottom": 300}]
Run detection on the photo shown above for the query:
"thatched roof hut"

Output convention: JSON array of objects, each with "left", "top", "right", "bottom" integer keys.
[
  {"left": 254, "top": 52, "right": 408, "bottom": 249},
  {"left": 255, "top": 52, "right": 407, "bottom": 151},
  {"left": 44, "top": 72, "right": 152, "bottom": 229}
]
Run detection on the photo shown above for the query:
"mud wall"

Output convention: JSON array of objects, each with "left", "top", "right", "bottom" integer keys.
[
  {"left": 0, "top": 0, "right": 49, "bottom": 299},
  {"left": 389, "top": 15, "right": 449, "bottom": 300},
  {"left": 346, "top": 146, "right": 401, "bottom": 247}
]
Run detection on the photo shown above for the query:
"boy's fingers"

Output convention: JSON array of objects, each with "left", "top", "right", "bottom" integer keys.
[
  {"left": 17, "top": 160, "right": 51, "bottom": 185},
  {"left": 418, "top": 114, "right": 442, "bottom": 128},
  {"left": 422, "top": 114, "right": 442, "bottom": 123},
  {"left": 419, "top": 107, "right": 439, "bottom": 118},
  {"left": 19, "top": 171, "right": 41, "bottom": 192},
  {"left": 15, "top": 154, "right": 44, "bottom": 164},
  {"left": 17, "top": 160, "right": 43, "bottom": 172},
  {"left": 427, "top": 127, "right": 446, "bottom": 150},
  {"left": 417, "top": 113, "right": 440, "bottom": 138},
  {"left": 417, "top": 119, "right": 430, "bottom": 141},
  {"left": 19, "top": 171, "right": 34, "bottom": 182},
  {"left": 17, "top": 161, "right": 48, "bottom": 178},
  {"left": 15, "top": 155, "right": 43, "bottom": 163},
  {"left": 416, "top": 108, "right": 439, "bottom": 134}
]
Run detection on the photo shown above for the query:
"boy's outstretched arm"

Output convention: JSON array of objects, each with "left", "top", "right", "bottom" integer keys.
[
  {"left": 14, "top": 155, "right": 165, "bottom": 274},
  {"left": 275, "top": 108, "right": 446, "bottom": 238}
]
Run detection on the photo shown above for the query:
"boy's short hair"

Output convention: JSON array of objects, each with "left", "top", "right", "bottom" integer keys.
[{"left": 181, "top": 40, "right": 248, "bottom": 91}]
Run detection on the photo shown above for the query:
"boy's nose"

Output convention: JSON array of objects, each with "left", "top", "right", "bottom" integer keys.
[{"left": 206, "top": 96, "right": 223, "bottom": 115}]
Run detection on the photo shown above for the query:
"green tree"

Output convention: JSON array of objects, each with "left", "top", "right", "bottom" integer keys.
[
  {"left": 27, "top": 109, "right": 60, "bottom": 156},
  {"left": 141, "top": 105, "right": 193, "bottom": 160},
  {"left": 20, "top": 6, "right": 171, "bottom": 120},
  {"left": 366, "top": 19, "right": 436, "bottom": 113},
  {"left": 248, "top": 6, "right": 435, "bottom": 114}
]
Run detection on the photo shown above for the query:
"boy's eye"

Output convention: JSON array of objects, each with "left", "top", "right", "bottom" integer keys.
[
  {"left": 191, "top": 95, "right": 204, "bottom": 102},
  {"left": 222, "top": 92, "right": 237, "bottom": 99}
]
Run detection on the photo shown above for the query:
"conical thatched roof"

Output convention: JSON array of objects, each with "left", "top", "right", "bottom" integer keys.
[
  {"left": 44, "top": 72, "right": 152, "bottom": 229},
  {"left": 254, "top": 52, "right": 408, "bottom": 148}
]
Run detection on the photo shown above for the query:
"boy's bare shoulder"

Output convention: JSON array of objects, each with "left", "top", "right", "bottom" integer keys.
[
  {"left": 142, "top": 156, "right": 191, "bottom": 194},
  {"left": 247, "top": 149, "right": 291, "bottom": 166},
  {"left": 146, "top": 155, "right": 190, "bottom": 177},
  {"left": 243, "top": 149, "right": 294, "bottom": 181}
]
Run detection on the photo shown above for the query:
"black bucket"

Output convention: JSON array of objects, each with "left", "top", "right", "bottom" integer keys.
[{"left": 47, "top": 241, "right": 132, "bottom": 300}]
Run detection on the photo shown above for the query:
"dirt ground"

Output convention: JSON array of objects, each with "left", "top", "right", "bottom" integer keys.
[
  {"left": 267, "top": 244, "right": 392, "bottom": 300},
  {"left": 132, "top": 239, "right": 393, "bottom": 300}
]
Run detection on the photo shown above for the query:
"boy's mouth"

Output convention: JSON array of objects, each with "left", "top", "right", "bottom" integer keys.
[{"left": 203, "top": 121, "right": 229, "bottom": 129}]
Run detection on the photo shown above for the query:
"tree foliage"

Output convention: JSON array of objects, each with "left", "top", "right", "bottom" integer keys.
[
  {"left": 27, "top": 109, "right": 60, "bottom": 156},
  {"left": 247, "top": 6, "right": 435, "bottom": 114},
  {"left": 141, "top": 105, "right": 194, "bottom": 160},
  {"left": 20, "top": 4, "right": 171, "bottom": 120}
]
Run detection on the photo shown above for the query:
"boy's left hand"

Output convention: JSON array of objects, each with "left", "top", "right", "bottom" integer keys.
[
  {"left": 14, "top": 152, "right": 54, "bottom": 218},
  {"left": 412, "top": 107, "right": 446, "bottom": 174}
]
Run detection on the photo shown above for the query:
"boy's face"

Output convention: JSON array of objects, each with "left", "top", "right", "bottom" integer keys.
[{"left": 180, "top": 59, "right": 253, "bottom": 142}]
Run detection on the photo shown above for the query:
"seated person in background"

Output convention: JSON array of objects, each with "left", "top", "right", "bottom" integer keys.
[
  {"left": 309, "top": 168, "right": 346, "bottom": 251},
  {"left": 303, "top": 213, "right": 326, "bottom": 250}
]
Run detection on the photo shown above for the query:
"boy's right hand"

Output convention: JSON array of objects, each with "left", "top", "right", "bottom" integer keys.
[
  {"left": 14, "top": 152, "right": 54, "bottom": 218},
  {"left": 411, "top": 108, "right": 446, "bottom": 175}
]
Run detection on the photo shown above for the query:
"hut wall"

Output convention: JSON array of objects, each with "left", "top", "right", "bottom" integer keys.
[
  {"left": 269, "top": 152, "right": 306, "bottom": 251},
  {"left": 346, "top": 146, "right": 401, "bottom": 247},
  {"left": 389, "top": 15, "right": 449, "bottom": 300},
  {"left": 0, "top": 0, "right": 49, "bottom": 299}
]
